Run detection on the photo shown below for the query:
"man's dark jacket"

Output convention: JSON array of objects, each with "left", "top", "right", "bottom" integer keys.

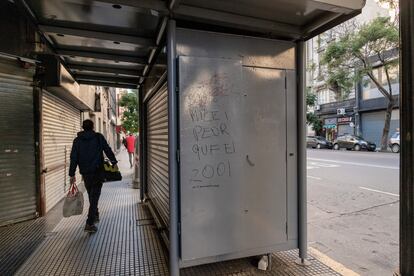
[{"left": 69, "top": 130, "right": 117, "bottom": 177}]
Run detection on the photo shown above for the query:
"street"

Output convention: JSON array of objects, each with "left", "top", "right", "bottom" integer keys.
[{"left": 307, "top": 149, "right": 399, "bottom": 276}]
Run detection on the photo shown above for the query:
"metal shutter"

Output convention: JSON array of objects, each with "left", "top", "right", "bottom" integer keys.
[
  {"left": 0, "top": 57, "right": 37, "bottom": 226},
  {"left": 361, "top": 111, "right": 399, "bottom": 147},
  {"left": 146, "top": 84, "right": 169, "bottom": 227},
  {"left": 337, "top": 124, "right": 353, "bottom": 136},
  {"left": 42, "top": 91, "right": 81, "bottom": 212}
]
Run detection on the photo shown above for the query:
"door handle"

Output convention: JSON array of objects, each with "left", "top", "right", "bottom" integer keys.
[{"left": 246, "top": 155, "right": 255, "bottom": 167}]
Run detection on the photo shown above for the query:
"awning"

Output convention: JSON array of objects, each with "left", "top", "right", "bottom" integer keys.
[{"left": 15, "top": 0, "right": 365, "bottom": 89}]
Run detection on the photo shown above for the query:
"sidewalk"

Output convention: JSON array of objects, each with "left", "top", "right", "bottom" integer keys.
[{"left": 2, "top": 149, "right": 346, "bottom": 275}]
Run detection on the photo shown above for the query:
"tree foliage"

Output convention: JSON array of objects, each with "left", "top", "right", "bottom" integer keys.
[
  {"left": 119, "top": 91, "right": 139, "bottom": 134},
  {"left": 321, "top": 16, "right": 399, "bottom": 150},
  {"left": 306, "top": 89, "right": 323, "bottom": 133}
]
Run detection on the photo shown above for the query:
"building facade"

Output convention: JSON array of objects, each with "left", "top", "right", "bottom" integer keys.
[
  {"left": 306, "top": 0, "right": 399, "bottom": 147},
  {"left": 81, "top": 86, "right": 119, "bottom": 151}
]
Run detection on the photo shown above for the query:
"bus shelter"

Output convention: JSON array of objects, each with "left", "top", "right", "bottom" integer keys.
[{"left": 16, "top": 1, "right": 366, "bottom": 275}]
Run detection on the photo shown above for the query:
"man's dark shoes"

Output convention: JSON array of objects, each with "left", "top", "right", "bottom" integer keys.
[
  {"left": 94, "top": 213, "right": 100, "bottom": 223},
  {"left": 84, "top": 224, "right": 97, "bottom": 233}
]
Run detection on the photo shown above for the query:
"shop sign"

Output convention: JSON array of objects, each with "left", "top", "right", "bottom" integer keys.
[
  {"left": 324, "top": 118, "right": 337, "bottom": 125},
  {"left": 337, "top": 117, "right": 353, "bottom": 124}
]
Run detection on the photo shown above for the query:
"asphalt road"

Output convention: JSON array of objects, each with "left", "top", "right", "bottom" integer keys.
[{"left": 307, "top": 149, "right": 399, "bottom": 276}]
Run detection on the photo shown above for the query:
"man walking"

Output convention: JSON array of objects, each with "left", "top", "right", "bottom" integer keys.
[
  {"left": 125, "top": 133, "right": 136, "bottom": 168},
  {"left": 69, "top": 119, "right": 118, "bottom": 233}
]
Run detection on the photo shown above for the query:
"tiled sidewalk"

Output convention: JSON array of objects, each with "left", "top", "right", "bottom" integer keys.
[{"left": 4, "top": 150, "right": 342, "bottom": 275}]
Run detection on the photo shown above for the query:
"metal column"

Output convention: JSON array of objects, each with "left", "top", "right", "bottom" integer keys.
[
  {"left": 297, "top": 41, "right": 308, "bottom": 263},
  {"left": 139, "top": 87, "right": 145, "bottom": 200},
  {"left": 399, "top": 1, "right": 414, "bottom": 274},
  {"left": 167, "top": 19, "right": 180, "bottom": 276}
]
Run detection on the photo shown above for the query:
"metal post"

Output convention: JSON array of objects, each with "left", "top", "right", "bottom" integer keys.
[
  {"left": 354, "top": 78, "right": 361, "bottom": 137},
  {"left": 167, "top": 19, "right": 180, "bottom": 276},
  {"left": 399, "top": 1, "right": 414, "bottom": 274},
  {"left": 139, "top": 87, "right": 145, "bottom": 200},
  {"left": 296, "top": 41, "right": 309, "bottom": 265}
]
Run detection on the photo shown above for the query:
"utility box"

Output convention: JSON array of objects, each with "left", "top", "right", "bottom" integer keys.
[{"left": 177, "top": 29, "right": 298, "bottom": 267}]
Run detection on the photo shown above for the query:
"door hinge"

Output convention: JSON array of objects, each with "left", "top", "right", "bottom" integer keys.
[
  {"left": 176, "top": 149, "right": 180, "bottom": 163},
  {"left": 178, "top": 222, "right": 181, "bottom": 235}
]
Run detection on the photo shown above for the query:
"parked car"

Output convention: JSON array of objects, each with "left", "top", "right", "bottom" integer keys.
[
  {"left": 388, "top": 131, "right": 400, "bottom": 153},
  {"left": 306, "top": 136, "right": 333, "bottom": 149},
  {"left": 333, "top": 135, "right": 376, "bottom": 151}
]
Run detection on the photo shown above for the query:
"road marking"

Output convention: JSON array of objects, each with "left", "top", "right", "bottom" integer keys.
[
  {"left": 309, "top": 161, "right": 339, "bottom": 168},
  {"left": 307, "top": 175, "right": 322, "bottom": 180},
  {"left": 308, "top": 161, "right": 340, "bottom": 170},
  {"left": 308, "top": 158, "right": 399, "bottom": 170},
  {"left": 309, "top": 247, "right": 360, "bottom": 276},
  {"left": 359, "top": 187, "right": 399, "bottom": 197}
]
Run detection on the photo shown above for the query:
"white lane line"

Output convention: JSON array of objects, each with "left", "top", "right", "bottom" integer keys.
[
  {"left": 308, "top": 158, "right": 399, "bottom": 170},
  {"left": 359, "top": 186, "right": 399, "bottom": 197},
  {"left": 307, "top": 175, "right": 322, "bottom": 180},
  {"left": 309, "top": 161, "right": 339, "bottom": 168}
]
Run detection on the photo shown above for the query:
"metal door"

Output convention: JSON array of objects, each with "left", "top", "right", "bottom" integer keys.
[
  {"left": 179, "top": 56, "right": 287, "bottom": 262},
  {"left": 146, "top": 83, "right": 169, "bottom": 227},
  {"left": 42, "top": 91, "right": 81, "bottom": 212},
  {"left": 0, "top": 57, "right": 37, "bottom": 226}
]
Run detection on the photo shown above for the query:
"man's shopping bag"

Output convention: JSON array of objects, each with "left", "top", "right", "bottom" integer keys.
[
  {"left": 63, "top": 183, "right": 84, "bottom": 217},
  {"left": 103, "top": 161, "right": 122, "bottom": 182}
]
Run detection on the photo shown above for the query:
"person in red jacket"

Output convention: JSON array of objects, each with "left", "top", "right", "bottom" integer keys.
[{"left": 125, "top": 134, "right": 136, "bottom": 168}]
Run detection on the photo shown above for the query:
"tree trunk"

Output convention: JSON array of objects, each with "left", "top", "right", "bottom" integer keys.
[{"left": 380, "top": 99, "right": 394, "bottom": 151}]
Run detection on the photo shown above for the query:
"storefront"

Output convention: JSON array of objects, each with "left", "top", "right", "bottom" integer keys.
[
  {"left": 323, "top": 117, "right": 337, "bottom": 141},
  {"left": 337, "top": 116, "right": 355, "bottom": 136},
  {"left": 0, "top": 55, "right": 37, "bottom": 226},
  {"left": 361, "top": 110, "right": 400, "bottom": 146},
  {"left": 37, "top": 55, "right": 93, "bottom": 214}
]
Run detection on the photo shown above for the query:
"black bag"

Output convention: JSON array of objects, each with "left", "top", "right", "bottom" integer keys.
[
  {"left": 96, "top": 134, "right": 122, "bottom": 182},
  {"left": 102, "top": 160, "right": 122, "bottom": 182}
]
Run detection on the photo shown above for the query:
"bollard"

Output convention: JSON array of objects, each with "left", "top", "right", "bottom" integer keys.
[{"left": 132, "top": 154, "right": 140, "bottom": 189}]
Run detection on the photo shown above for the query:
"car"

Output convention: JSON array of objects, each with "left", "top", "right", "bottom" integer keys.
[
  {"left": 388, "top": 131, "right": 400, "bottom": 153},
  {"left": 306, "top": 136, "right": 333, "bottom": 149},
  {"left": 333, "top": 134, "right": 376, "bottom": 151}
]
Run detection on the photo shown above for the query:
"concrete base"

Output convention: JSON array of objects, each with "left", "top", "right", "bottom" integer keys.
[
  {"left": 295, "top": 258, "right": 311, "bottom": 266},
  {"left": 132, "top": 180, "right": 140, "bottom": 189}
]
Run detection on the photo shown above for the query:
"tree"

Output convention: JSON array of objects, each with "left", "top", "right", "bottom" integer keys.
[
  {"left": 306, "top": 89, "right": 323, "bottom": 134},
  {"left": 119, "top": 91, "right": 139, "bottom": 134},
  {"left": 321, "top": 16, "right": 399, "bottom": 151}
]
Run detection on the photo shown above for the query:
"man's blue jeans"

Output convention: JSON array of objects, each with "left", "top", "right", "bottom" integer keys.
[{"left": 83, "top": 174, "right": 103, "bottom": 226}]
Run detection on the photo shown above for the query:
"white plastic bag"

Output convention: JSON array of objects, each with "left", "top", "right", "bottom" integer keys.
[{"left": 63, "top": 183, "right": 84, "bottom": 217}]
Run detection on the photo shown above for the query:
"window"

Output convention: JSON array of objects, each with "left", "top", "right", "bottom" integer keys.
[{"left": 362, "top": 63, "right": 400, "bottom": 100}]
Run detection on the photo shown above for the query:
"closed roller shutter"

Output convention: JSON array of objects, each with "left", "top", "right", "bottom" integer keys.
[
  {"left": 43, "top": 91, "right": 81, "bottom": 212},
  {"left": 361, "top": 110, "right": 399, "bottom": 147},
  {"left": 0, "top": 57, "right": 37, "bottom": 226},
  {"left": 146, "top": 84, "right": 169, "bottom": 227},
  {"left": 337, "top": 124, "right": 353, "bottom": 136}
]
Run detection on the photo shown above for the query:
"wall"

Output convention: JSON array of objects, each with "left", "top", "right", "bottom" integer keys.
[
  {"left": 78, "top": 85, "right": 96, "bottom": 110},
  {"left": 82, "top": 86, "right": 118, "bottom": 152}
]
